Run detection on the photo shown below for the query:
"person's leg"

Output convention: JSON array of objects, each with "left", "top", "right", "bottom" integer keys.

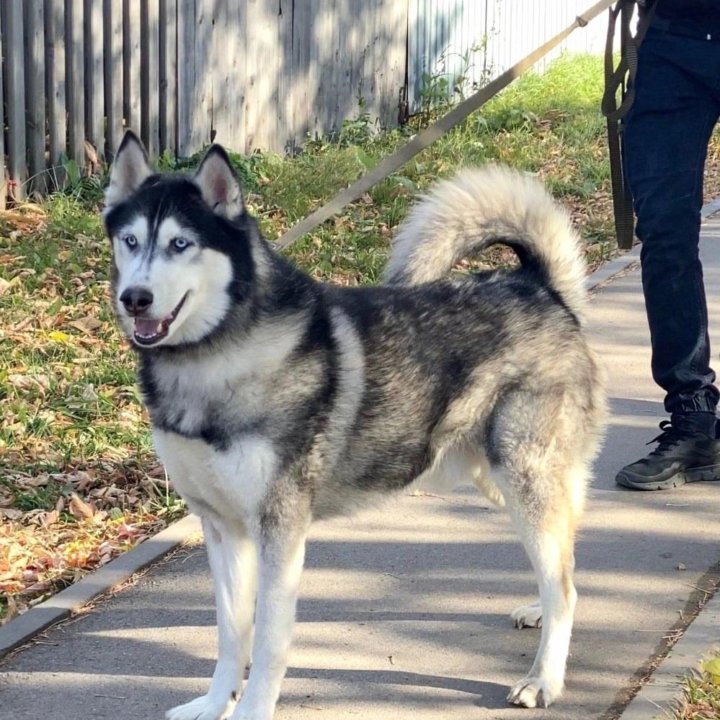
[
  {"left": 626, "top": 28, "right": 720, "bottom": 417},
  {"left": 617, "top": 27, "right": 720, "bottom": 490}
]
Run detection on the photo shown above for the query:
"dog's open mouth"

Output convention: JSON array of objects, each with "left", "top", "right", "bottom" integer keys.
[{"left": 133, "top": 293, "right": 188, "bottom": 346}]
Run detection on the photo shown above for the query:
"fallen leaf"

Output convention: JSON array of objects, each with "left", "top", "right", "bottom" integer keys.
[
  {"left": 81, "top": 384, "right": 98, "bottom": 402},
  {"left": 68, "top": 493, "right": 95, "bottom": 520},
  {"left": 68, "top": 471, "right": 94, "bottom": 491},
  {"left": 703, "top": 657, "right": 720, "bottom": 684},
  {"left": 13, "top": 317, "right": 32, "bottom": 332},
  {"left": 69, "top": 316, "right": 103, "bottom": 335},
  {"left": 21, "top": 473, "right": 51, "bottom": 488},
  {"left": 0, "top": 487, "right": 15, "bottom": 508},
  {"left": 48, "top": 330, "right": 70, "bottom": 343},
  {"left": 7, "top": 374, "right": 35, "bottom": 391},
  {"left": 20, "top": 580, "right": 52, "bottom": 597}
]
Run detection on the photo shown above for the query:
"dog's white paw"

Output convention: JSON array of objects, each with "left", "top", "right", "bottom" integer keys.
[
  {"left": 510, "top": 600, "right": 543, "bottom": 629},
  {"left": 166, "top": 693, "right": 237, "bottom": 720},
  {"left": 507, "top": 675, "right": 561, "bottom": 708},
  {"left": 228, "top": 701, "right": 273, "bottom": 720},
  {"left": 228, "top": 711, "right": 269, "bottom": 720}
]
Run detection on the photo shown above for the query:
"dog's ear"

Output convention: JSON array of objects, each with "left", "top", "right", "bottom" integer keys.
[
  {"left": 194, "top": 145, "right": 245, "bottom": 220},
  {"left": 105, "top": 131, "right": 153, "bottom": 209}
]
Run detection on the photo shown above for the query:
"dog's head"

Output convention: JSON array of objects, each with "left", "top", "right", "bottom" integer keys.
[{"left": 104, "top": 131, "right": 255, "bottom": 349}]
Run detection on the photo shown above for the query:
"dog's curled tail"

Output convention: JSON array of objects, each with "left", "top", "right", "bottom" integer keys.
[{"left": 383, "top": 165, "right": 588, "bottom": 320}]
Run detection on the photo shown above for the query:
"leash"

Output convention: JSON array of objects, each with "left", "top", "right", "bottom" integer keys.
[
  {"left": 601, "top": 0, "right": 656, "bottom": 249},
  {"left": 274, "top": 0, "right": 616, "bottom": 251}
]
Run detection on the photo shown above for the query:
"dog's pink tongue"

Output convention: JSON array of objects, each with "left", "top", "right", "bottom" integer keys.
[{"left": 135, "top": 318, "right": 163, "bottom": 337}]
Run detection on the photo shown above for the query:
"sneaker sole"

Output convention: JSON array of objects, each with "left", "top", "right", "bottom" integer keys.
[{"left": 616, "top": 463, "right": 720, "bottom": 491}]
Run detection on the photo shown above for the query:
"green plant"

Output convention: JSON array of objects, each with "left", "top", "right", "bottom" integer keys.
[
  {"left": 160, "top": 146, "right": 263, "bottom": 194},
  {"left": 673, "top": 656, "right": 720, "bottom": 720},
  {"left": 417, "top": 40, "right": 489, "bottom": 127},
  {"left": 49, "top": 155, "right": 108, "bottom": 207},
  {"left": 337, "top": 96, "right": 377, "bottom": 147}
]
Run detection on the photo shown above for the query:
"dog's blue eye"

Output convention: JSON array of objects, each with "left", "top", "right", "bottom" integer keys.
[
  {"left": 123, "top": 234, "right": 138, "bottom": 249},
  {"left": 171, "top": 237, "right": 190, "bottom": 252}
]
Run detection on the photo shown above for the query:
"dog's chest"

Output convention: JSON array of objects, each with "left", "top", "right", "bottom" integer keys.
[
  {"left": 153, "top": 428, "right": 278, "bottom": 524},
  {"left": 142, "top": 354, "right": 270, "bottom": 444},
  {"left": 142, "top": 356, "right": 280, "bottom": 522}
]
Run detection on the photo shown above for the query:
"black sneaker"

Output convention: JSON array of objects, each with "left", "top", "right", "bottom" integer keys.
[{"left": 615, "top": 418, "right": 720, "bottom": 490}]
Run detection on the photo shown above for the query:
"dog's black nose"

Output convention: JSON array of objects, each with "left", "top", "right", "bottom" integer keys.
[{"left": 120, "top": 287, "right": 154, "bottom": 315}]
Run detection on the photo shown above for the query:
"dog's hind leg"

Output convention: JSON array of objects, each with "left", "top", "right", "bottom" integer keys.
[
  {"left": 507, "top": 519, "right": 577, "bottom": 708},
  {"left": 167, "top": 516, "right": 257, "bottom": 720},
  {"left": 498, "top": 460, "right": 586, "bottom": 709}
]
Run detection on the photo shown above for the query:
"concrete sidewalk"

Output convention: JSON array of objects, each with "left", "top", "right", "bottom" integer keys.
[{"left": 3, "top": 221, "right": 720, "bottom": 720}]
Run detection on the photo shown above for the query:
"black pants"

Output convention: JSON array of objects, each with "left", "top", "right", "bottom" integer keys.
[{"left": 624, "top": 23, "right": 720, "bottom": 416}]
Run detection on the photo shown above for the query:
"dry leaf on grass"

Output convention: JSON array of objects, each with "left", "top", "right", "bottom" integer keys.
[
  {"left": 68, "top": 493, "right": 97, "bottom": 520},
  {"left": 68, "top": 316, "right": 103, "bottom": 335}
]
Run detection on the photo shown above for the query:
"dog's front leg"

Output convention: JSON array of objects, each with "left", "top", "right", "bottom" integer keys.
[
  {"left": 167, "top": 516, "right": 257, "bottom": 720},
  {"left": 230, "top": 517, "right": 310, "bottom": 720}
]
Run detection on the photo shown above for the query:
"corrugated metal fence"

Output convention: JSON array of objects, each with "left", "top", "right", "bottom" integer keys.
[
  {"left": 408, "top": 0, "right": 607, "bottom": 109},
  {"left": 0, "top": 0, "right": 607, "bottom": 203}
]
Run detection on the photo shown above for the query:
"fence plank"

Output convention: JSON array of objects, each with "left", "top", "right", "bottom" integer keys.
[
  {"left": 376, "top": 0, "right": 406, "bottom": 128},
  {"left": 195, "top": 0, "right": 211, "bottom": 150},
  {"left": 289, "top": 0, "right": 311, "bottom": 151},
  {"left": 123, "top": 0, "right": 142, "bottom": 133},
  {"left": 244, "top": 0, "right": 279, "bottom": 153},
  {"left": 45, "top": 0, "right": 66, "bottom": 184},
  {"left": 307, "top": 0, "right": 326, "bottom": 140},
  {"left": 104, "top": 0, "right": 124, "bottom": 157},
  {"left": 65, "top": 0, "right": 85, "bottom": 169},
  {"left": 209, "top": 0, "right": 225, "bottom": 146},
  {"left": 84, "top": 0, "right": 105, "bottom": 162},
  {"left": 177, "top": 0, "right": 212, "bottom": 155},
  {"left": 209, "top": 1, "right": 246, "bottom": 152},
  {"left": 276, "top": 0, "right": 293, "bottom": 153},
  {"left": 176, "top": 0, "right": 195, "bottom": 155},
  {"left": 141, "top": 0, "right": 160, "bottom": 157},
  {"left": 159, "top": 0, "right": 177, "bottom": 155},
  {"left": 233, "top": 1, "right": 247, "bottom": 153},
  {"left": 5, "top": 1, "right": 27, "bottom": 200},
  {"left": 327, "top": 0, "right": 339, "bottom": 134},
  {"left": 0, "top": 17, "right": 6, "bottom": 209},
  {"left": 175, "top": 0, "right": 190, "bottom": 155},
  {"left": 24, "top": 0, "right": 47, "bottom": 196}
]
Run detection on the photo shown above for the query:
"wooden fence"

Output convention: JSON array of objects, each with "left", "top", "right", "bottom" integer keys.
[
  {"left": 0, "top": 1, "right": 606, "bottom": 204},
  {"left": 2, "top": 0, "right": 180, "bottom": 201},
  {"left": 0, "top": 0, "right": 406, "bottom": 203}
]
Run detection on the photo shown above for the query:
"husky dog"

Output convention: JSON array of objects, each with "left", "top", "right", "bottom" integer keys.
[{"left": 104, "top": 130, "right": 605, "bottom": 719}]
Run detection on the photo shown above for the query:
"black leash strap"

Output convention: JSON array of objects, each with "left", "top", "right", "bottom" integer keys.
[{"left": 602, "top": 0, "right": 656, "bottom": 249}]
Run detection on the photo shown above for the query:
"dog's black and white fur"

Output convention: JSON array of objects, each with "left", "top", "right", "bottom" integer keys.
[{"left": 103, "top": 131, "right": 605, "bottom": 719}]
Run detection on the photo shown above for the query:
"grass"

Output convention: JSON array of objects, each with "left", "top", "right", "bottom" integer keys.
[
  {"left": 0, "top": 198, "right": 182, "bottom": 621},
  {"left": 2, "top": 53, "right": 720, "bottom": 623},
  {"left": 673, "top": 655, "right": 720, "bottom": 720},
  {"left": 174, "top": 54, "right": 619, "bottom": 281}
]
